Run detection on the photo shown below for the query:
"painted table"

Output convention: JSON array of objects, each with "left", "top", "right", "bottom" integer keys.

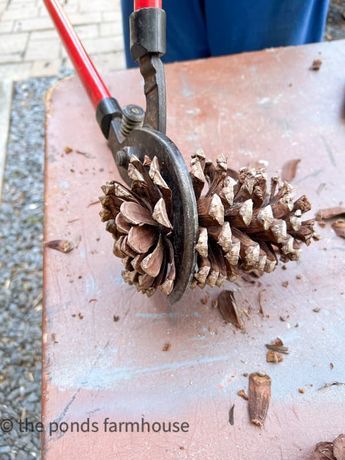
[{"left": 43, "top": 40, "right": 345, "bottom": 459}]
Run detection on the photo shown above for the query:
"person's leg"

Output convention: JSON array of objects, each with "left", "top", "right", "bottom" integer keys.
[
  {"left": 204, "top": 0, "right": 330, "bottom": 57},
  {"left": 121, "top": 0, "right": 210, "bottom": 67}
]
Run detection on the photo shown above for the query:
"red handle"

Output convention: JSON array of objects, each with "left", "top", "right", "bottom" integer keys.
[
  {"left": 44, "top": 0, "right": 111, "bottom": 109},
  {"left": 134, "top": 0, "right": 162, "bottom": 10}
]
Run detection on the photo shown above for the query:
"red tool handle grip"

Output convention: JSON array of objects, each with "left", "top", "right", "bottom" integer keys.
[
  {"left": 44, "top": 0, "right": 111, "bottom": 109},
  {"left": 134, "top": 0, "right": 162, "bottom": 10}
]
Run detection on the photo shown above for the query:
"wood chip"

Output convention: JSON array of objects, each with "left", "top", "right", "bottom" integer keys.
[
  {"left": 200, "top": 294, "right": 209, "bottom": 305},
  {"left": 265, "top": 337, "right": 289, "bottom": 354},
  {"left": 228, "top": 404, "right": 235, "bottom": 426},
  {"left": 64, "top": 146, "right": 73, "bottom": 154},
  {"left": 45, "top": 239, "right": 74, "bottom": 253},
  {"left": 298, "top": 387, "right": 305, "bottom": 394},
  {"left": 237, "top": 389, "right": 248, "bottom": 400},
  {"left": 332, "top": 220, "right": 345, "bottom": 239},
  {"left": 75, "top": 149, "right": 94, "bottom": 158},
  {"left": 318, "top": 382, "right": 345, "bottom": 391},
  {"left": 217, "top": 290, "right": 244, "bottom": 329},
  {"left": 310, "top": 59, "right": 322, "bottom": 71},
  {"left": 162, "top": 342, "right": 171, "bottom": 352},
  {"left": 248, "top": 372, "right": 271, "bottom": 427},
  {"left": 258, "top": 289, "right": 266, "bottom": 315},
  {"left": 281, "top": 158, "right": 301, "bottom": 182},
  {"left": 266, "top": 350, "right": 283, "bottom": 363},
  {"left": 316, "top": 207, "right": 345, "bottom": 221}
]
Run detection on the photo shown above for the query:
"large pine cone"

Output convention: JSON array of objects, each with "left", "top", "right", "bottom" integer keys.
[{"left": 100, "top": 150, "right": 318, "bottom": 296}]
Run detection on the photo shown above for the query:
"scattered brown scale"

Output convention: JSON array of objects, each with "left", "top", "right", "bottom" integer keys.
[{"left": 100, "top": 150, "right": 318, "bottom": 296}]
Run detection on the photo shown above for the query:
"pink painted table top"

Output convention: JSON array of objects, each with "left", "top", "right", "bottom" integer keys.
[{"left": 43, "top": 40, "right": 345, "bottom": 459}]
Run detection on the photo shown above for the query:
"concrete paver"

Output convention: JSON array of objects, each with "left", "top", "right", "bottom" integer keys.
[{"left": 0, "top": 0, "right": 125, "bottom": 81}]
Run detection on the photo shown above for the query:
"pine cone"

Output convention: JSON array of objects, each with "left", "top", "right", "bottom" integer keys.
[{"left": 100, "top": 151, "right": 318, "bottom": 296}]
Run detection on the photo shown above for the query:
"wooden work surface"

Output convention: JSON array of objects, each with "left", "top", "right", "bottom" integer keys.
[{"left": 43, "top": 40, "right": 345, "bottom": 459}]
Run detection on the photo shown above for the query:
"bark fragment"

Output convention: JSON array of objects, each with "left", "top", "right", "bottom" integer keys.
[
  {"left": 237, "top": 389, "right": 248, "bottom": 400},
  {"left": 316, "top": 207, "right": 345, "bottom": 221},
  {"left": 281, "top": 158, "right": 301, "bottom": 182},
  {"left": 266, "top": 350, "right": 283, "bottom": 363},
  {"left": 310, "top": 58, "right": 322, "bottom": 71},
  {"left": 265, "top": 337, "right": 289, "bottom": 355},
  {"left": 45, "top": 240, "right": 74, "bottom": 253},
  {"left": 248, "top": 373, "right": 271, "bottom": 427},
  {"left": 332, "top": 220, "right": 345, "bottom": 239},
  {"left": 217, "top": 290, "right": 244, "bottom": 329}
]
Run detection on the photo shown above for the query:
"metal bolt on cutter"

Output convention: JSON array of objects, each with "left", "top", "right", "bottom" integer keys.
[{"left": 44, "top": 0, "right": 198, "bottom": 303}]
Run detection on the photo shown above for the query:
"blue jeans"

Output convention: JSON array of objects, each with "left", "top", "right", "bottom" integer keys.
[{"left": 121, "top": 0, "right": 329, "bottom": 67}]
